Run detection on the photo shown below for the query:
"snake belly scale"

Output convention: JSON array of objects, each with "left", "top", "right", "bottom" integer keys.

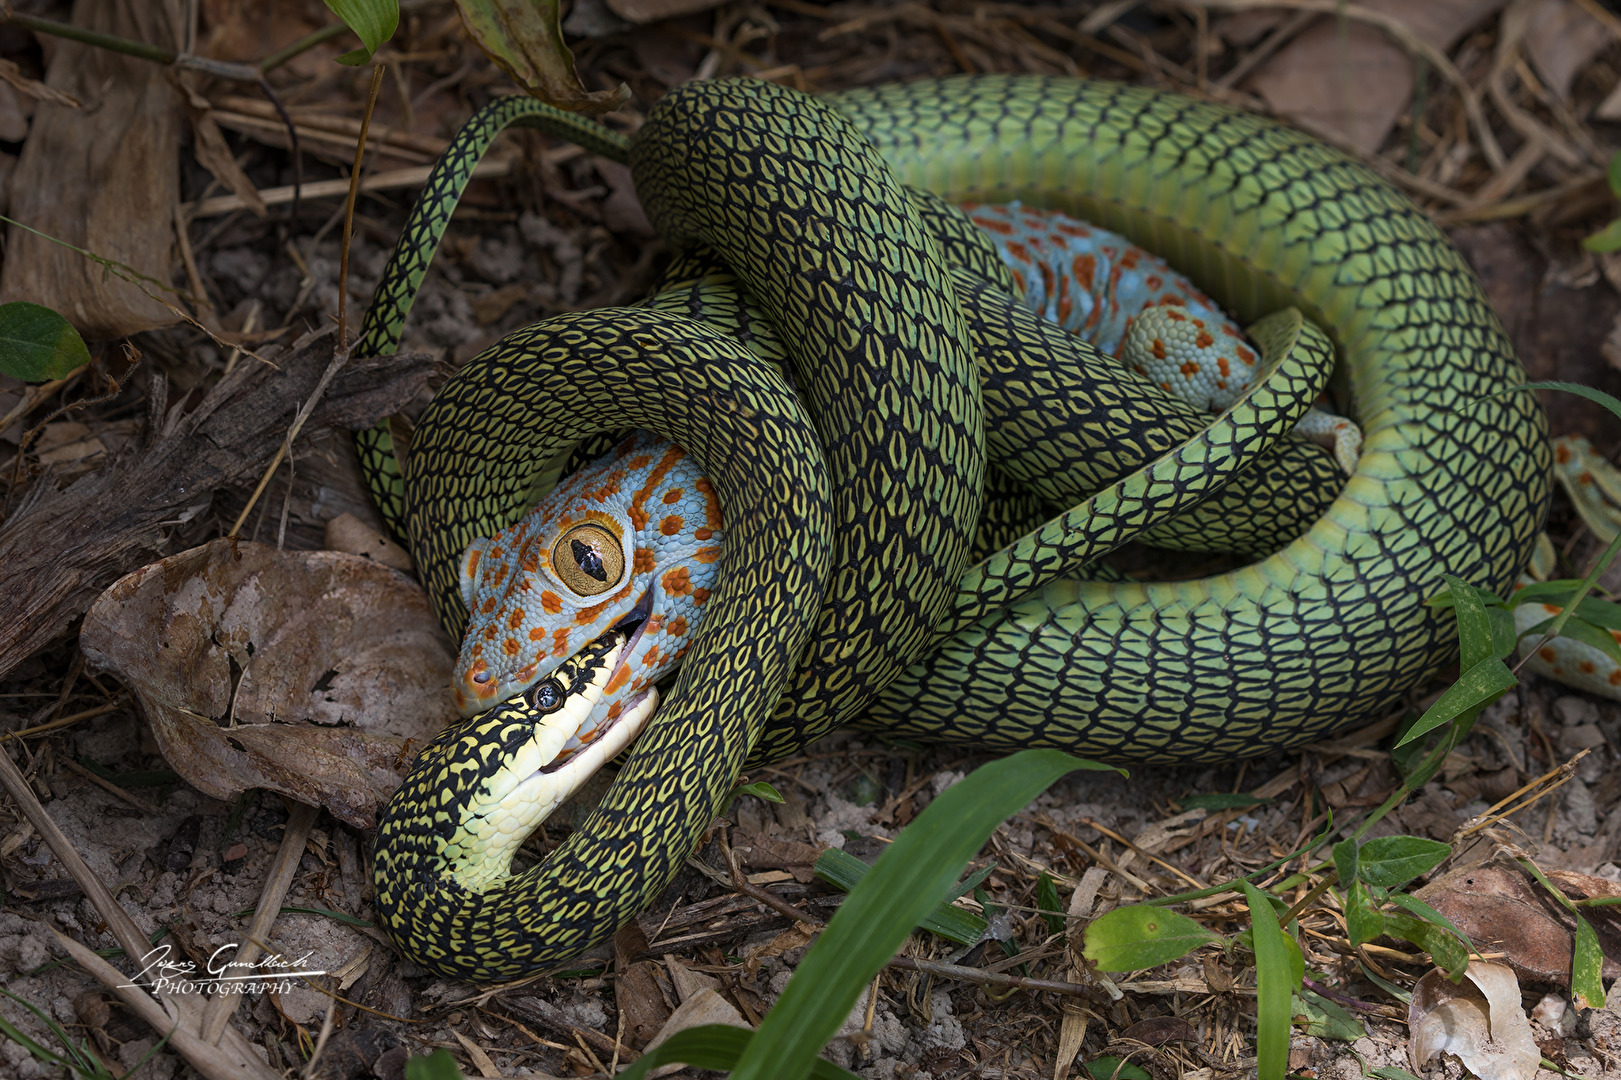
[{"left": 363, "top": 75, "right": 1551, "bottom": 978}]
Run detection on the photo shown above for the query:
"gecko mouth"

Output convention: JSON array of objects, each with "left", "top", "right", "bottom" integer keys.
[
  {"left": 605, "top": 587, "right": 654, "bottom": 684},
  {"left": 539, "top": 686, "right": 656, "bottom": 773}
]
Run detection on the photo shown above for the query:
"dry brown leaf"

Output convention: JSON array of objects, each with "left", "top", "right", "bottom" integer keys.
[
  {"left": 453, "top": 0, "right": 629, "bottom": 113},
  {"left": 0, "top": 57, "right": 80, "bottom": 109},
  {"left": 640, "top": 988, "right": 749, "bottom": 1077},
  {"left": 1244, "top": 0, "right": 1506, "bottom": 154},
  {"left": 189, "top": 108, "right": 268, "bottom": 218},
  {"left": 0, "top": 0, "right": 187, "bottom": 338},
  {"left": 0, "top": 81, "right": 30, "bottom": 143},
  {"left": 79, "top": 539, "right": 457, "bottom": 828},
  {"left": 1408, "top": 963, "right": 1540, "bottom": 1080},
  {"left": 1522, "top": 0, "right": 1607, "bottom": 100},
  {"left": 325, "top": 511, "right": 413, "bottom": 572},
  {"left": 1414, "top": 863, "right": 1621, "bottom": 986}
]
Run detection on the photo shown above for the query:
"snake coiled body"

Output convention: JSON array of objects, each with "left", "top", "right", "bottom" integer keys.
[{"left": 364, "top": 76, "right": 1550, "bottom": 978}]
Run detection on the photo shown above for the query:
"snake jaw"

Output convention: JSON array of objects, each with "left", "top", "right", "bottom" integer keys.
[{"left": 437, "top": 633, "right": 660, "bottom": 894}]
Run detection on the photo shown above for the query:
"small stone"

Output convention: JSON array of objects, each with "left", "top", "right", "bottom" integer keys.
[
  {"left": 1553, "top": 696, "right": 1600, "bottom": 727},
  {"left": 223, "top": 842, "right": 249, "bottom": 863},
  {"left": 1559, "top": 723, "right": 1607, "bottom": 754}
]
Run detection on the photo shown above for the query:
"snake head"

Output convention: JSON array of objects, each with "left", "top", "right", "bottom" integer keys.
[{"left": 431, "top": 628, "right": 661, "bottom": 894}]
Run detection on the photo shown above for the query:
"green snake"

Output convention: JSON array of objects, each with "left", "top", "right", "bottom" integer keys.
[{"left": 359, "top": 76, "right": 1550, "bottom": 978}]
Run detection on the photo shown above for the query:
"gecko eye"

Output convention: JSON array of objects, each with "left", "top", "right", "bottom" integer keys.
[
  {"left": 526, "top": 679, "right": 566, "bottom": 714},
  {"left": 552, "top": 523, "right": 624, "bottom": 596}
]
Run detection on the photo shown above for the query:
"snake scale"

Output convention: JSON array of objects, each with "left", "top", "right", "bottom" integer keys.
[{"left": 358, "top": 76, "right": 1551, "bottom": 978}]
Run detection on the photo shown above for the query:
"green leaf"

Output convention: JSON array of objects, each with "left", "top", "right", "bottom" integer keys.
[
  {"left": 1386, "top": 892, "right": 1474, "bottom": 954},
  {"left": 1370, "top": 1068, "right": 1425, "bottom": 1080},
  {"left": 1241, "top": 882, "right": 1293, "bottom": 1080},
  {"left": 1294, "top": 990, "right": 1366, "bottom": 1041},
  {"left": 1037, "top": 872, "right": 1065, "bottom": 935},
  {"left": 1357, "top": 837, "right": 1450, "bottom": 890},
  {"left": 1607, "top": 149, "right": 1621, "bottom": 198},
  {"left": 0, "top": 301, "right": 90, "bottom": 383},
  {"left": 731, "top": 751, "right": 1116, "bottom": 1080},
  {"left": 1385, "top": 913, "right": 1467, "bottom": 980},
  {"left": 1082, "top": 905, "right": 1220, "bottom": 972},
  {"left": 1547, "top": 615, "right": 1621, "bottom": 667},
  {"left": 1442, "top": 574, "right": 1495, "bottom": 669},
  {"left": 1573, "top": 914, "right": 1606, "bottom": 1010},
  {"left": 1395, "top": 656, "right": 1517, "bottom": 747},
  {"left": 1332, "top": 838, "right": 1359, "bottom": 886},
  {"left": 813, "top": 849, "right": 986, "bottom": 947},
  {"left": 406, "top": 1050, "right": 465, "bottom": 1080},
  {"left": 1357, "top": 960, "right": 1413, "bottom": 1005},
  {"left": 455, "top": 0, "right": 629, "bottom": 112},
  {"left": 1345, "top": 882, "right": 1385, "bottom": 948},
  {"left": 1584, "top": 217, "right": 1621, "bottom": 253},
  {"left": 323, "top": 0, "right": 398, "bottom": 65},
  {"left": 1082, "top": 1057, "right": 1152, "bottom": 1080},
  {"left": 1179, "top": 792, "right": 1271, "bottom": 811},
  {"left": 733, "top": 780, "right": 784, "bottom": 804},
  {"left": 615, "top": 1025, "right": 861, "bottom": 1080},
  {"left": 1488, "top": 606, "right": 1518, "bottom": 660}
]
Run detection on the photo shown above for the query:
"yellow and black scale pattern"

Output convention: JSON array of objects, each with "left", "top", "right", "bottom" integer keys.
[{"left": 361, "top": 76, "right": 1550, "bottom": 978}]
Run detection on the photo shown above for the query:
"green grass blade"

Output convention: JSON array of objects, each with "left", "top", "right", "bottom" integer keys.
[
  {"left": 1241, "top": 883, "right": 1292, "bottom": 1080},
  {"left": 1396, "top": 656, "right": 1517, "bottom": 746},
  {"left": 616, "top": 1024, "right": 861, "bottom": 1080},
  {"left": 1573, "top": 914, "right": 1606, "bottom": 1010},
  {"left": 732, "top": 750, "right": 1113, "bottom": 1080},
  {"left": 1441, "top": 574, "right": 1494, "bottom": 668},
  {"left": 812, "top": 849, "right": 987, "bottom": 946}
]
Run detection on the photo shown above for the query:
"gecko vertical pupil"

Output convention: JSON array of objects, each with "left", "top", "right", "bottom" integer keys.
[
  {"left": 572, "top": 539, "right": 607, "bottom": 582},
  {"left": 552, "top": 523, "right": 625, "bottom": 596}
]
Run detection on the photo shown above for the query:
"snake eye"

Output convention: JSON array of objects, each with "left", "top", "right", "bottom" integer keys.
[
  {"left": 526, "top": 679, "right": 565, "bottom": 714},
  {"left": 552, "top": 523, "right": 624, "bottom": 596}
]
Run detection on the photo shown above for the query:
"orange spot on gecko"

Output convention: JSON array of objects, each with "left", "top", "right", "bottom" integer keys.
[
  {"left": 605, "top": 665, "right": 630, "bottom": 694},
  {"left": 1072, "top": 255, "right": 1095, "bottom": 284},
  {"left": 1218, "top": 357, "right": 1231, "bottom": 376},
  {"left": 662, "top": 488, "right": 684, "bottom": 505},
  {"left": 1581, "top": 661, "right": 1596, "bottom": 674},
  {"left": 1164, "top": 308, "right": 1185, "bottom": 322},
  {"left": 606, "top": 701, "right": 623, "bottom": 720},
  {"left": 629, "top": 505, "right": 649, "bottom": 530},
  {"left": 1611, "top": 670, "right": 1621, "bottom": 686},
  {"left": 1180, "top": 361, "right": 1200, "bottom": 377},
  {"left": 660, "top": 515, "right": 684, "bottom": 536},
  {"left": 508, "top": 609, "right": 524, "bottom": 630},
  {"left": 1150, "top": 339, "right": 1167, "bottom": 360},
  {"left": 633, "top": 548, "right": 655, "bottom": 573},
  {"left": 642, "top": 645, "right": 660, "bottom": 665},
  {"left": 662, "top": 567, "right": 692, "bottom": 596},
  {"left": 1543, "top": 603, "right": 1563, "bottom": 615},
  {"left": 1556, "top": 444, "right": 1572, "bottom": 464},
  {"left": 668, "top": 615, "right": 688, "bottom": 636},
  {"left": 528, "top": 627, "right": 546, "bottom": 642},
  {"left": 693, "top": 587, "right": 712, "bottom": 605},
  {"left": 1195, "top": 331, "right": 1214, "bottom": 349},
  {"left": 541, "top": 590, "right": 563, "bottom": 615},
  {"left": 1237, "top": 346, "right": 1256, "bottom": 366},
  {"left": 1540, "top": 647, "right": 1558, "bottom": 663},
  {"left": 503, "top": 638, "right": 520, "bottom": 657},
  {"left": 552, "top": 628, "right": 572, "bottom": 657},
  {"left": 694, "top": 545, "right": 721, "bottom": 564},
  {"left": 1145, "top": 274, "right": 1162, "bottom": 290}
]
